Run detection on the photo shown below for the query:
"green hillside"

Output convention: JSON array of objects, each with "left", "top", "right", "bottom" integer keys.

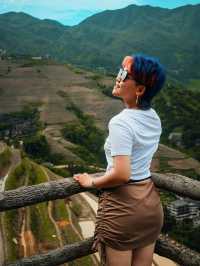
[
  {"left": 0, "top": 4, "right": 200, "bottom": 84},
  {"left": 0, "top": 58, "right": 199, "bottom": 168},
  {"left": 153, "top": 84, "right": 200, "bottom": 162},
  {"left": 2, "top": 156, "right": 93, "bottom": 265}
]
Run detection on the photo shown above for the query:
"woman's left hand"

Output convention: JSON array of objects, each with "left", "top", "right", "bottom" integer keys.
[{"left": 73, "top": 172, "right": 93, "bottom": 188}]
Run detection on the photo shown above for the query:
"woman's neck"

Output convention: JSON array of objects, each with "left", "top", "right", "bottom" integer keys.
[{"left": 124, "top": 102, "right": 139, "bottom": 109}]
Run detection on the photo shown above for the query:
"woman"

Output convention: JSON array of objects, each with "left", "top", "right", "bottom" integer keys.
[{"left": 73, "top": 54, "right": 166, "bottom": 266}]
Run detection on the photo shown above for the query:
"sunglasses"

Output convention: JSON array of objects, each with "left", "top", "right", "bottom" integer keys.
[{"left": 116, "top": 68, "right": 134, "bottom": 81}]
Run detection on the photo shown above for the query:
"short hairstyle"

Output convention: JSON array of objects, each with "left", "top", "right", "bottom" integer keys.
[{"left": 130, "top": 54, "right": 166, "bottom": 110}]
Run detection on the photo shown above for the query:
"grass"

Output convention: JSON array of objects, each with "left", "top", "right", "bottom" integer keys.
[
  {"left": 5, "top": 160, "right": 26, "bottom": 189},
  {"left": 1, "top": 210, "right": 20, "bottom": 262},
  {"left": 60, "top": 214, "right": 93, "bottom": 266},
  {"left": 53, "top": 199, "right": 69, "bottom": 221},
  {"left": 3, "top": 161, "right": 27, "bottom": 262},
  {"left": 88, "top": 74, "right": 102, "bottom": 81},
  {"left": 64, "top": 63, "right": 87, "bottom": 75},
  {"left": 0, "top": 147, "right": 12, "bottom": 170},
  {"left": 20, "top": 59, "right": 55, "bottom": 67},
  {"left": 158, "top": 157, "right": 172, "bottom": 172},
  {"left": 27, "top": 161, "right": 58, "bottom": 244},
  {"left": 3, "top": 159, "right": 59, "bottom": 261},
  {"left": 187, "top": 79, "right": 200, "bottom": 91},
  {"left": 3, "top": 157, "right": 93, "bottom": 264},
  {"left": 70, "top": 202, "right": 82, "bottom": 218},
  {"left": 50, "top": 167, "right": 71, "bottom": 178},
  {"left": 52, "top": 197, "right": 93, "bottom": 266},
  {"left": 160, "top": 191, "right": 177, "bottom": 206},
  {"left": 74, "top": 69, "right": 85, "bottom": 74},
  {"left": 30, "top": 203, "right": 58, "bottom": 245}
]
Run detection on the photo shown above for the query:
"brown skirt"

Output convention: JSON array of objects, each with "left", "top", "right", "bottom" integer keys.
[{"left": 92, "top": 178, "right": 164, "bottom": 265}]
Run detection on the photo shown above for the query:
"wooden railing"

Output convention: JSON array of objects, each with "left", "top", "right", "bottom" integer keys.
[{"left": 1, "top": 172, "right": 200, "bottom": 266}]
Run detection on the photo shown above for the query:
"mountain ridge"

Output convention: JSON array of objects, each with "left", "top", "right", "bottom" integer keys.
[{"left": 0, "top": 4, "right": 200, "bottom": 84}]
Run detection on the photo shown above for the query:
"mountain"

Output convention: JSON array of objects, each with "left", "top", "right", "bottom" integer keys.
[
  {"left": 0, "top": 4, "right": 200, "bottom": 84},
  {"left": 0, "top": 12, "right": 67, "bottom": 56}
]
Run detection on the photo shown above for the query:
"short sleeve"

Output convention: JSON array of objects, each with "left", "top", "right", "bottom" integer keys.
[{"left": 109, "top": 120, "right": 133, "bottom": 156}]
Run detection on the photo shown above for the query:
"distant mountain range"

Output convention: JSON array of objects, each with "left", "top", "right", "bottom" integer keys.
[{"left": 0, "top": 4, "right": 200, "bottom": 84}]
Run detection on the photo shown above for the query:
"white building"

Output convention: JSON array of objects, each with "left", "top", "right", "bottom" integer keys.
[{"left": 168, "top": 199, "right": 200, "bottom": 227}]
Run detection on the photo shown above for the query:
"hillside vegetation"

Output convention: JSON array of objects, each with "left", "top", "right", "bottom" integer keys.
[
  {"left": 0, "top": 59, "right": 200, "bottom": 179},
  {"left": 0, "top": 4, "right": 200, "bottom": 85},
  {"left": 2, "top": 157, "right": 93, "bottom": 265},
  {"left": 153, "top": 84, "right": 200, "bottom": 161}
]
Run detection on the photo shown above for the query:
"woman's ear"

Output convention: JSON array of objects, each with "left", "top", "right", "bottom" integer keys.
[{"left": 136, "top": 85, "right": 146, "bottom": 97}]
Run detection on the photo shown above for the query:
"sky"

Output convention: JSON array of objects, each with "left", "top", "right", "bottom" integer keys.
[{"left": 0, "top": 0, "right": 200, "bottom": 26}]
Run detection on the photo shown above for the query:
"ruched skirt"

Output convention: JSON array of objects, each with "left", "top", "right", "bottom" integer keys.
[{"left": 92, "top": 178, "right": 164, "bottom": 265}]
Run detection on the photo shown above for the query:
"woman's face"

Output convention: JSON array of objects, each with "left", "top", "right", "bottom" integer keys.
[
  {"left": 112, "top": 56, "right": 145, "bottom": 108},
  {"left": 112, "top": 56, "right": 138, "bottom": 105},
  {"left": 112, "top": 75, "right": 137, "bottom": 100}
]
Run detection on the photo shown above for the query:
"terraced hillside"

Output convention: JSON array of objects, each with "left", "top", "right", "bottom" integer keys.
[
  {"left": 0, "top": 59, "right": 122, "bottom": 164},
  {"left": 0, "top": 59, "right": 200, "bottom": 180},
  {"left": 0, "top": 146, "right": 94, "bottom": 265}
]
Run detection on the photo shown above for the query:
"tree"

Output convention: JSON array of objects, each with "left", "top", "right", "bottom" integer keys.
[{"left": 24, "top": 135, "right": 50, "bottom": 159}]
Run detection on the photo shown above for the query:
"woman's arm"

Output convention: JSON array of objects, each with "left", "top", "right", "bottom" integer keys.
[
  {"left": 73, "top": 155, "right": 131, "bottom": 189},
  {"left": 74, "top": 120, "right": 133, "bottom": 189},
  {"left": 93, "top": 155, "right": 131, "bottom": 188}
]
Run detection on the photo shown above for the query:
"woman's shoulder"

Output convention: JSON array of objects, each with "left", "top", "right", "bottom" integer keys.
[
  {"left": 108, "top": 107, "right": 161, "bottom": 132},
  {"left": 122, "top": 107, "right": 161, "bottom": 122},
  {"left": 108, "top": 110, "right": 133, "bottom": 133},
  {"left": 109, "top": 113, "right": 121, "bottom": 124},
  {"left": 109, "top": 110, "right": 127, "bottom": 125}
]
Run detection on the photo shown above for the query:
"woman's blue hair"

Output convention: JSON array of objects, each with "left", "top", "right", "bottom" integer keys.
[{"left": 130, "top": 54, "right": 166, "bottom": 109}]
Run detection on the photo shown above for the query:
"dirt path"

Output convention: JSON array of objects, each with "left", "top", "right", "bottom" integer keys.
[
  {"left": 66, "top": 205, "right": 82, "bottom": 240},
  {"left": 20, "top": 175, "right": 37, "bottom": 257},
  {"left": 42, "top": 166, "right": 98, "bottom": 265},
  {"left": 48, "top": 201, "right": 65, "bottom": 247},
  {"left": 41, "top": 167, "right": 68, "bottom": 266},
  {"left": 66, "top": 203, "right": 99, "bottom": 265},
  {"left": 40, "top": 168, "right": 98, "bottom": 265},
  {"left": 20, "top": 208, "right": 37, "bottom": 257}
]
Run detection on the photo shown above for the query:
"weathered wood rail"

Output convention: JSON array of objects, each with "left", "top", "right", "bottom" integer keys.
[{"left": 1, "top": 172, "right": 200, "bottom": 266}]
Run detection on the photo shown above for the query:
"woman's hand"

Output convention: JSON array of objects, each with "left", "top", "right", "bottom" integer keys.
[{"left": 73, "top": 172, "right": 94, "bottom": 188}]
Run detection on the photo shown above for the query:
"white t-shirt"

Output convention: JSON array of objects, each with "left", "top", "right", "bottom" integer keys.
[{"left": 104, "top": 108, "right": 162, "bottom": 181}]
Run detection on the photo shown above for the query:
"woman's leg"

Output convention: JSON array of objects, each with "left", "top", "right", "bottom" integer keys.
[
  {"left": 131, "top": 242, "right": 156, "bottom": 266},
  {"left": 105, "top": 245, "right": 132, "bottom": 266}
]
